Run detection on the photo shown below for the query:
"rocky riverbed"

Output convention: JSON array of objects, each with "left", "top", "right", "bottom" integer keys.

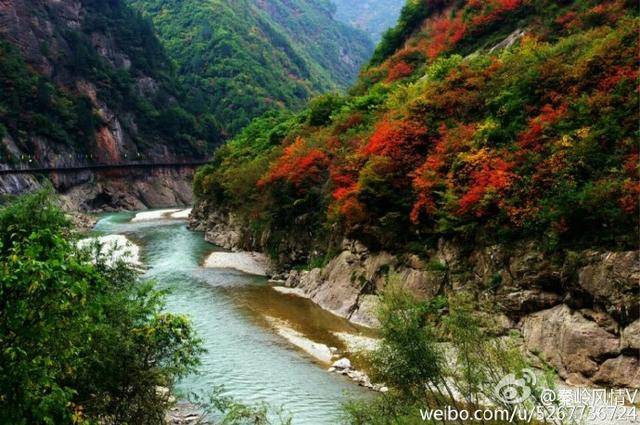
[{"left": 85, "top": 207, "right": 639, "bottom": 424}]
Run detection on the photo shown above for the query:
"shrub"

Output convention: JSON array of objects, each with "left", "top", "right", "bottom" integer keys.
[
  {"left": 343, "top": 282, "right": 557, "bottom": 425},
  {"left": 307, "top": 94, "right": 345, "bottom": 126}
]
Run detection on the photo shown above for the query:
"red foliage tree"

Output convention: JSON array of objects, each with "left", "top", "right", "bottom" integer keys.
[
  {"left": 328, "top": 165, "right": 367, "bottom": 224},
  {"left": 258, "top": 137, "right": 328, "bottom": 189},
  {"left": 362, "top": 118, "right": 428, "bottom": 167},
  {"left": 427, "top": 14, "right": 467, "bottom": 59},
  {"left": 469, "top": 0, "right": 523, "bottom": 28},
  {"left": 411, "top": 123, "right": 476, "bottom": 223},
  {"left": 385, "top": 61, "right": 414, "bottom": 83},
  {"left": 457, "top": 150, "right": 515, "bottom": 216},
  {"left": 620, "top": 152, "right": 640, "bottom": 214},
  {"left": 517, "top": 103, "right": 568, "bottom": 152},
  {"left": 597, "top": 65, "right": 637, "bottom": 91}
]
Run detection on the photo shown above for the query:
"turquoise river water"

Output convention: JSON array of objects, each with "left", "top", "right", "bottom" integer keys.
[{"left": 93, "top": 212, "right": 371, "bottom": 424}]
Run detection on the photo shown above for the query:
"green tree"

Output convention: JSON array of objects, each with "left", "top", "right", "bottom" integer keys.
[{"left": 0, "top": 191, "right": 203, "bottom": 424}]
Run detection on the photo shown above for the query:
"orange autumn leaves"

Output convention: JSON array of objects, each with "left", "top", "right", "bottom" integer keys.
[
  {"left": 518, "top": 104, "right": 569, "bottom": 152},
  {"left": 456, "top": 152, "right": 514, "bottom": 216},
  {"left": 362, "top": 119, "right": 427, "bottom": 165},
  {"left": 410, "top": 124, "right": 516, "bottom": 223}
]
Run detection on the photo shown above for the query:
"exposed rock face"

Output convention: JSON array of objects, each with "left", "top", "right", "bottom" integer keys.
[
  {"left": 295, "top": 242, "right": 639, "bottom": 387},
  {"left": 0, "top": 0, "right": 145, "bottom": 161},
  {"left": 622, "top": 320, "right": 640, "bottom": 351},
  {"left": 57, "top": 167, "right": 196, "bottom": 211},
  {"left": 0, "top": 174, "right": 41, "bottom": 195},
  {"left": 191, "top": 201, "right": 640, "bottom": 388},
  {"left": 489, "top": 28, "right": 527, "bottom": 53},
  {"left": 189, "top": 204, "right": 242, "bottom": 250},
  {"left": 0, "top": 166, "right": 197, "bottom": 212},
  {"left": 204, "top": 222, "right": 241, "bottom": 249},
  {"left": 522, "top": 305, "right": 622, "bottom": 385},
  {"left": 592, "top": 356, "right": 640, "bottom": 388},
  {"left": 577, "top": 251, "right": 639, "bottom": 310},
  {"left": 281, "top": 243, "right": 397, "bottom": 327}
]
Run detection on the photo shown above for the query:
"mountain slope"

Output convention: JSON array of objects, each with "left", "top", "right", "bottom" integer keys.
[
  {"left": 0, "top": 0, "right": 222, "bottom": 209},
  {"left": 127, "top": 0, "right": 373, "bottom": 135},
  {"left": 331, "top": 0, "right": 406, "bottom": 41},
  {"left": 192, "top": 0, "right": 639, "bottom": 388},
  {"left": 195, "top": 0, "right": 638, "bottom": 254},
  {"left": 199, "top": 0, "right": 637, "bottom": 252},
  {"left": 0, "top": 0, "right": 220, "bottom": 165}
]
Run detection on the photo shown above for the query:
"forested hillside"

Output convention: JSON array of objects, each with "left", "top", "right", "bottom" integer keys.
[
  {"left": 0, "top": 0, "right": 374, "bottom": 168},
  {"left": 127, "top": 0, "right": 373, "bottom": 135},
  {"left": 195, "top": 0, "right": 638, "bottom": 259},
  {"left": 332, "top": 0, "right": 406, "bottom": 41},
  {"left": 0, "top": 0, "right": 220, "bottom": 167}
]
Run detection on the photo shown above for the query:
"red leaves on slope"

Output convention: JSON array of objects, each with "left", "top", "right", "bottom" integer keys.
[
  {"left": 411, "top": 122, "right": 516, "bottom": 221},
  {"left": 258, "top": 137, "right": 328, "bottom": 189},
  {"left": 411, "top": 123, "right": 476, "bottom": 223},
  {"left": 427, "top": 14, "right": 467, "bottom": 59},
  {"left": 597, "top": 65, "right": 638, "bottom": 91},
  {"left": 385, "top": 61, "right": 414, "bottom": 83},
  {"left": 362, "top": 118, "right": 428, "bottom": 165},
  {"left": 457, "top": 153, "right": 515, "bottom": 216},
  {"left": 469, "top": 0, "right": 523, "bottom": 27},
  {"left": 517, "top": 103, "right": 568, "bottom": 152},
  {"left": 620, "top": 152, "right": 640, "bottom": 214},
  {"left": 555, "top": 0, "right": 627, "bottom": 31},
  {"left": 329, "top": 166, "right": 366, "bottom": 224}
]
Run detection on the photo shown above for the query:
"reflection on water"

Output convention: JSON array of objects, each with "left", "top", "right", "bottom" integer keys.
[{"left": 93, "top": 212, "right": 370, "bottom": 424}]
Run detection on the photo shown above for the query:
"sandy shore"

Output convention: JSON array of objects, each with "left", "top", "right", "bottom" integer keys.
[
  {"left": 169, "top": 208, "right": 192, "bottom": 219},
  {"left": 131, "top": 208, "right": 188, "bottom": 222},
  {"left": 332, "top": 331, "right": 380, "bottom": 353},
  {"left": 77, "top": 234, "right": 141, "bottom": 267},
  {"left": 271, "top": 286, "right": 310, "bottom": 298},
  {"left": 265, "top": 316, "right": 333, "bottom": 363},
  {"left": 203, "top": 251, "right": 268, "bottom": 276}
]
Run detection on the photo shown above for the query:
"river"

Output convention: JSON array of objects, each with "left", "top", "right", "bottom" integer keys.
[{"left": 93, "top": 211, "right": 373, "bottom": 424}]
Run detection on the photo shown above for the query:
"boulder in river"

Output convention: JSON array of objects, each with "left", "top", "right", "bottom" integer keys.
[{"left": 332, "top": 358, "right": 352, "bottom": 370}]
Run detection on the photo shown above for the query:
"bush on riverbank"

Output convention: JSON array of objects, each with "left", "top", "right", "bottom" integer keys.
[
  {"left": 343, "top": 282, "right": 556, "bottom": 424},
  {"left": 0, "top": 191, "right": 203, "bottom": 424}
]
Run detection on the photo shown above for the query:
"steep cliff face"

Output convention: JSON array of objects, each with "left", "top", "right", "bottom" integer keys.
[
  {"left": 282, "top": 241, "right": 639, "bottom": 389},
  {"left": 0, "top": 167, "right": 197, "bottom": 211},
  {"left": 0, "top": 0, "right": 219, "bottom": 207}
]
